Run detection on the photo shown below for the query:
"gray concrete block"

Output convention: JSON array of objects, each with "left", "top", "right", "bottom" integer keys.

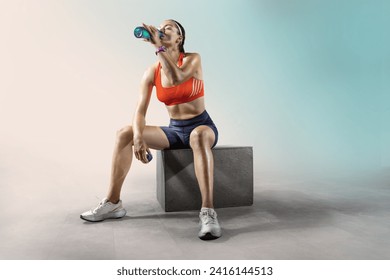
[{"left": 156, "top": 146, "right": 253, "bottom": 212}]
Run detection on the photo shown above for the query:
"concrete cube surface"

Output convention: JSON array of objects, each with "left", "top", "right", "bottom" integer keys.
[{"left": 156, "top": 146, "right": 253, "bottom": 212}]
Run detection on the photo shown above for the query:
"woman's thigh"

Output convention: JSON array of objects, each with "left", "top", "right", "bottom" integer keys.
[{"left": 142, "top": 126, "right": 170, "bottom": 150}]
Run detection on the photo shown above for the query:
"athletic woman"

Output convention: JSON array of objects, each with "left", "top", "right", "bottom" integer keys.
[{"left": 81, "top": 19, "right": 221, "bottom": 240}]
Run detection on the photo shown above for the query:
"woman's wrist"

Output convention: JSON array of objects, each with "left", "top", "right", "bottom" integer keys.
[{"left": 134, "top": 133, "right": 142, "bottom": 140}]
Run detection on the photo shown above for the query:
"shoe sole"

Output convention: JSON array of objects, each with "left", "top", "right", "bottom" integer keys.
[
  {"left": 80, "top": 209, "right": 127, "bottom": 222},
  {"left": 199, "top": 232, "right": 221, "bottom": 241}
]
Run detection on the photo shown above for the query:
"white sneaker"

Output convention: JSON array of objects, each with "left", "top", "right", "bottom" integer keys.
[
  {"left": 198, "top": 208, "right": 222, "bottom": 240},
  {"left": 80, "top": 198, "right": 127, "bottom": 222}
]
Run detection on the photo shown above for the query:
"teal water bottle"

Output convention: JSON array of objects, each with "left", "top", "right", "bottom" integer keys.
[{"left": 134, "top": 26, "right": 164, "bottom": 40}]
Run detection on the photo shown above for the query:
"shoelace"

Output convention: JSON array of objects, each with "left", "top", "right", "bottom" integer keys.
[
  {"left": 200, "top": 211, "right": 217, "bottom": 225},
  {"left": 92, "top": 200, "right": 107, "bottom": 214}
]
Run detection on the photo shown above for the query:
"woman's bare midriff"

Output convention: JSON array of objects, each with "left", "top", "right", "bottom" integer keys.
[{"left": 165, "top": 97, "right": 206, "bottom": 120}]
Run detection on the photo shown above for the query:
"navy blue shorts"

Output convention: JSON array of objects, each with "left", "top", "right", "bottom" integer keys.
[{"left": 160, "top": 110, "right": 218, "bottom": 149}]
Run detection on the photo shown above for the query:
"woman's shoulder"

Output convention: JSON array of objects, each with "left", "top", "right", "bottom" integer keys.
[
  {"left": 145, "top": 61, "right": 160, "bottom": 75},
  {"left": 141, "top": 62, "right": 159, "bottom": 84},
  {"left": 184, "top": 52, "right": 201, "bottom": 59},
  {"left": 183, "top": 52, "right": 202, "bottom": 65}
]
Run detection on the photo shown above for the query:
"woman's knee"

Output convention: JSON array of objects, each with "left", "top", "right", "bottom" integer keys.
[
  {"left": 116, "top": 125, "right": 133, "bottom": 144},
  {"left": 190, "top": 128, "right": 213, "bottom": 149}
]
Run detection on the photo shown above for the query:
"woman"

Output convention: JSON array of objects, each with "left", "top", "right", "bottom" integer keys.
[{"left": 81, "top": 19, "right": 221, "bottom": 240}]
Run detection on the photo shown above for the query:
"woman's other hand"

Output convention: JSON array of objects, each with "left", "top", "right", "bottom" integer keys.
[
  {"left": 133, "top": 136, "right": 151, "bottom": 164},
  {"left": 142, "top": 23, "right": 162, "bottom": 46}
]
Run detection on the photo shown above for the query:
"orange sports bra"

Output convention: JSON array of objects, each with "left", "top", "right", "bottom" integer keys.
[{"left": 154, "top": 53, "right": 204, "bottom": 106}]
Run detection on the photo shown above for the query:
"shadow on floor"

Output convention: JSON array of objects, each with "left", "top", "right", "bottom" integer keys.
[{"left": 211, "top": 188, "right": 378, "bottom": 242}]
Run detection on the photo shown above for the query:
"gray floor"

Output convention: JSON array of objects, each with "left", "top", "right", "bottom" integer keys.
[{"left": 1, "top": 152, "right": 390, "bottom": 259}]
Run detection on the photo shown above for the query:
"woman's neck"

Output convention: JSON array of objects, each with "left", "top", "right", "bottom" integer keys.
[{"left": 165, "top": 47, "right": 181, "bottom": 62}]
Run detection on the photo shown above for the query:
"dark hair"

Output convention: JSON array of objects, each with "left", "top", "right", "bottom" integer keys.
[{"left": 170, "top": 19, "right": 185, "bottom": 53}]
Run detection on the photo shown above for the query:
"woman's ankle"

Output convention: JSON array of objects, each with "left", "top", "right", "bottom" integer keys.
[{"left": 107, "top": 196, "right": 120, "bottom": 204}]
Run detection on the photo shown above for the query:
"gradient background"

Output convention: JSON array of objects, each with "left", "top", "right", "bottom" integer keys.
[{"left": 0, "top": 0, "right": 389, "bottom": 238}]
